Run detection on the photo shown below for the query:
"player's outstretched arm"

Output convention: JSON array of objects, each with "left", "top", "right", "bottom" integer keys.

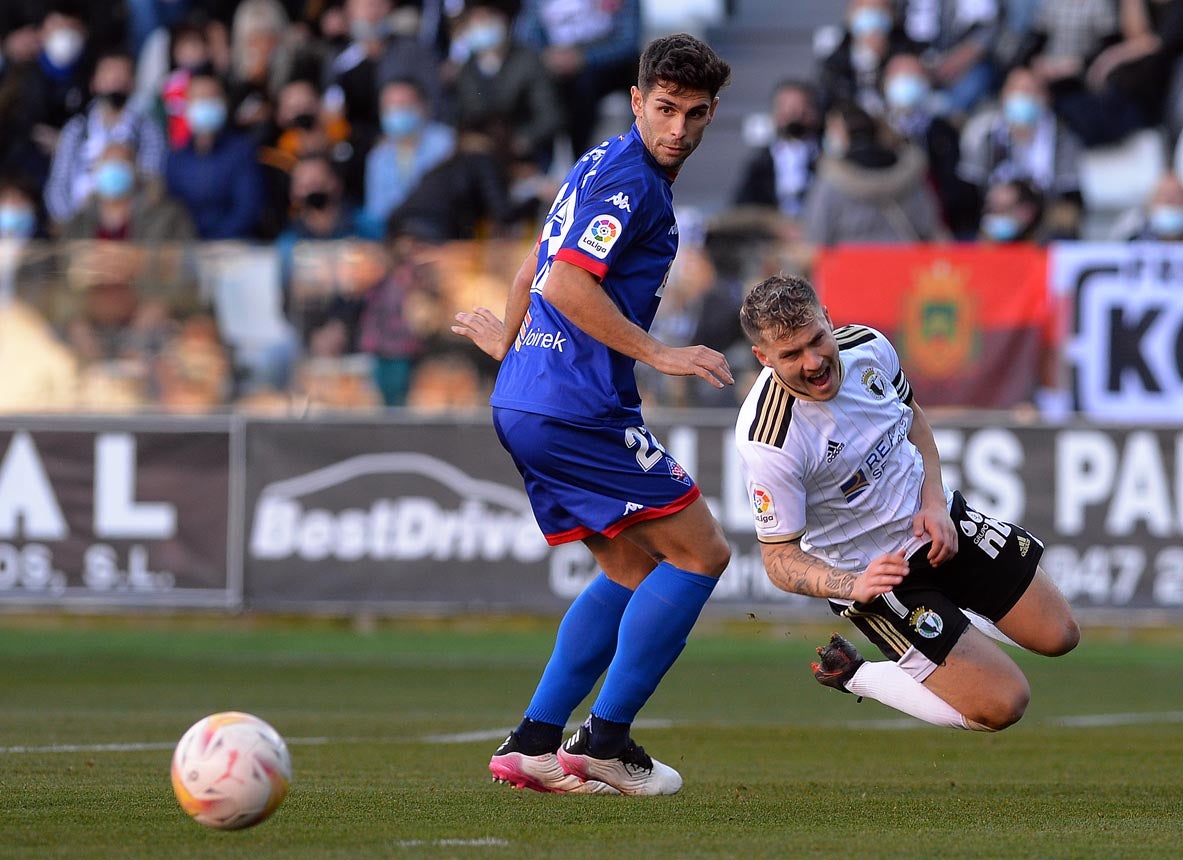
[
  {"left": 451, "top": 244, "right": 539, "bottom": 361},
  {"left": 760, "top": 541, "right": 908, "bottom": 603},
  {"left": 907, "top": 400, "right": 958, "bottom": 565},
  {"left": 543, "top": 260, "right": 734, "bottom": 389}
]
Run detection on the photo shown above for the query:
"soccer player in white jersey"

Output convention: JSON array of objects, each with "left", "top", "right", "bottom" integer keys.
[{"left": 734, "top": 274, "right": 1079, "bottom": 732}]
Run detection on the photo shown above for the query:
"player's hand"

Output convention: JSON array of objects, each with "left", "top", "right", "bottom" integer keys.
[
  {"left": 452, "top": 307, "right": 507, "bottom": 361},
  {"left": 652, "top": 344, "right": 734, "bottom": 389},
  {"left": 914, "top": 501, "right": 958, "bottom": 566},
  {"left": 852, "top": 549, "right": 909, "bottom": 603}
]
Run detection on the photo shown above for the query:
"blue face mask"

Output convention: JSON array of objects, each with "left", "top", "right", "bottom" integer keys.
[
  {"left": 382, "top": 108, "right": 423, "bottom": 139},
  {"left": 0, "top": 205, "right": 36, "bottom": 238},
  {"left": 850, "top": 7, "right": 892, "bottom": 37},
  {"left": 94, "top": 160, "right": 136, "bottom": 199},
  {"left": 186, "top": 98, "right": 227, "bottom": 135},
  {"left": 982, "top": 213, "right": 1022, "bottom": 242},
  {"left": 1003, "top": 93, "right": 1042, "bottom": 127},
  {"left": 465, "top": 21, "right": 507, "bottom": 54},
  {"left": 1149, "top": 205, "right": 1183, "bottom": 237},
  {"left": 886, "top": 74, "right": 929, "bottom": 111}
]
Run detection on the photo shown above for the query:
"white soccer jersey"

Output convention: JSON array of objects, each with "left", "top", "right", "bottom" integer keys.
[{"left": 735, "top": 325, "right": 948, "bottom": 571}]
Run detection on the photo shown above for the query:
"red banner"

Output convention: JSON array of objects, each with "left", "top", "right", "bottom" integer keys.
[{"left": 814, "top": 245, "right": 1052, "bottom": 408}]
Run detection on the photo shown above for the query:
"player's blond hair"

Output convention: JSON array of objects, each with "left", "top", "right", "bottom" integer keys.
[{"left": 739, "top": 274, "right": 823, "bottom": 344}]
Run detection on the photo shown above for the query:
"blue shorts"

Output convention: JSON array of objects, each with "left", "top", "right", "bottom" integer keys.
[{"left": 492, "top": 407, "right": 700, "bottom": 545}]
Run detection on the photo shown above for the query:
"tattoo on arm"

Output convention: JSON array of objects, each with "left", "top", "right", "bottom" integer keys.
[{"left": 761, "top": 540, "right": 857, "bottom": 599}]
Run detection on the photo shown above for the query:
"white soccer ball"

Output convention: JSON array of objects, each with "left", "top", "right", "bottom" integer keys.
[{"left": 171, "top": 711, "right": 292, "bottom": 830}]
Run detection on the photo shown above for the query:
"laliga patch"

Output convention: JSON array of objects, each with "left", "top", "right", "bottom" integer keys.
[
  {"left": 578, "top": 214, "right": 622, "bottom": 258},
  {"left": 909, "top": 607, "right": 944, "bottom": 639},
  {"left": 751, "top": 485, "right": 777, "bottom": 527}
]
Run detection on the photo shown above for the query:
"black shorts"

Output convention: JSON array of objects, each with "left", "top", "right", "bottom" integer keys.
[{"left": 829, "top": 491, "right": 1043, "bottom": 670}]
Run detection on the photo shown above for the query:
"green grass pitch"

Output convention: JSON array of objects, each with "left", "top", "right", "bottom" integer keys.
[{"left": 1, "top": 613, "right": 1181, "bottom": 859}]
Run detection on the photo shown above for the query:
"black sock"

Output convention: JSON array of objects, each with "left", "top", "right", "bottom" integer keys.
[
  {"left": 587, "top": 714, "right": 630, "bottom": 758},
  {"left": 514, "top": 717, "right": 563, "bottom": 755}
]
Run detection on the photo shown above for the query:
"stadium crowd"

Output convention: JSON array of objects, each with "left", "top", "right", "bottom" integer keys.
[{"left": 1, "top": 0, "right": 1182, "bottom": 414}]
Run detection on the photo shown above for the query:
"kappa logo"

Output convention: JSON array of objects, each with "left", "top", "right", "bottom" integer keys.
[
  {"left": 825, "top": 440, "right": 845, "bottom": 463},
  {"left": 604, "top": 192, "right": 632, "bottom": 212},
  {"left": 623, "top": 501, "right": 645, "bottom": 515}
]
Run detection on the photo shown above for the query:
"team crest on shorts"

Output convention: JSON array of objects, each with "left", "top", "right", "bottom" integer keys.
[
  {"left": 665, "top": 456, "right": 692, "bottom": 486},
  {"left": 909, "top": 607, "right": 944, "bottom": 639}
]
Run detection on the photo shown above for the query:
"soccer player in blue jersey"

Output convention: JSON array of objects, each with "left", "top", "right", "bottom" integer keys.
[{"left": 451, "top": 33, "right": 732, "bottom": 796}]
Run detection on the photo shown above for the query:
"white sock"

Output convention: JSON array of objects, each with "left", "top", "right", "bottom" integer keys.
[{"left": 846, "top": 661, "right": 970, "bottom": 730}]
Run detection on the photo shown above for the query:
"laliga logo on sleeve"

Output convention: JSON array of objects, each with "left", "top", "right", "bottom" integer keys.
[
  {"left": 751, "top": 485, "right": 777, "bottom": 526},
  {"left": 578, "top": 214, "right": 622, "bottom": 258}
]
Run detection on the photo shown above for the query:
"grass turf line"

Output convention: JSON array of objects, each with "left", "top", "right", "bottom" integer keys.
[{"left": 0, "top": 617, "right": 1180, "bottom": 859}]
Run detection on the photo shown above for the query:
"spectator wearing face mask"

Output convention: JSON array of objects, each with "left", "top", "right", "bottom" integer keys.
[
  {"left": 323, "top": 0, "right": 444, "bottom": 145},
  {"left": 882, "top": 53, "right": 980, "bottom": 238},
  {"left": 257, "top": 78, "right": 356, "bottom": 234},
  {"left": 165, "top": 72, "right": 265, "bottom": 239},
  {"left": 1111, "top": 171, "right": 1183, "bottom": 240},
  {"left": 803, "top": 101, "right": 945, "bottom": 247},
  {"left": 451, "top": 1, "right": 563, "bottom": 175},
  {"left": 959, "top": 65, "right": 1083, "bottom": 237},
  {"left": 363, "top": 77, "right": 454, "bottom": 228},
  {"left": 734, "top": 79, "right": 822, "bottom": 218},
  {"left": 0, "top": 180, "right": 44, "bottom": 242},
  {"left": 45, "top": 50, "right": 169, "bottom": 226},
  {"left": 1, "top": 4, "right": 93, "bottom": 191},
  {"left": 0, "top": 177, "right": 57, "bottom": 321},
  {"left": 277, "top": 154, "right": 381, "bottom": 265},
  {"left": 978, "top": 177, "right": 1045, "bottom": 243},
  {"left": 818, "top": 0, "right": 915, "bottom": 116},
  {"left": 61, "top": 140, "right": 196, "bottom": 242},
  {"left": 159, "top": 19, "right": 221, "bottom": 150}
]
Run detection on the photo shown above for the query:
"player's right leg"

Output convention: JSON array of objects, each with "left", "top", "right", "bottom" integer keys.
[
  {"left": 994, "top": 566, "right": 1080, "bottom": 657},
  {"left": 918, "top": 626, "right": 1031, "bottom": 731}
]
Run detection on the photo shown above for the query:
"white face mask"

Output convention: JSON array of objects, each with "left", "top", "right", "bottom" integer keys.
[{"left": 44, "top": 27, "right": 85, "bottom": 68}]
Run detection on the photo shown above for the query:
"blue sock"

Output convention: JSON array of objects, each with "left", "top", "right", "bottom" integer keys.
[
  {"left": 522, "top": 572, "right": 633, "bottom": 730},
  {"left": 590, "top": 562, "right": 718, "bottom": 728}
]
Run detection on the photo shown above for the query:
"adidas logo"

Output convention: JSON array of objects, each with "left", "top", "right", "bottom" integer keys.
[
  {"left": 623, "top": 501, "right": 645, "bottom": 515},
  {"left": 826, "top": 440, "right": 845, "bottom": 463}
]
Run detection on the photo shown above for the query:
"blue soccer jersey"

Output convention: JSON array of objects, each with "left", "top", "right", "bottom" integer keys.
[{"left": 490, "top": 125, "right": 678, "bottom": 424}]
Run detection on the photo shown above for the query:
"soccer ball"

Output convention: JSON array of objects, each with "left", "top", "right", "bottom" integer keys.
[{"left": 171, "top": 711, "right": 292, "bottom": 830}]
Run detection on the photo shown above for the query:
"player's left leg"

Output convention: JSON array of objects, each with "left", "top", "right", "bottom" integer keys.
[
  {"left": 490, "top": 535, "right": 655, "bottom": 794},
  {"left": 558, "top": 497, "right": 730, "bottom": 795},
  {"left": 993, "top": 566, "right": 1080, "bottom": 657}
]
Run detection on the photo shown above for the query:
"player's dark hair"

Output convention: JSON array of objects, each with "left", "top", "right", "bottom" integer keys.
[
  {"left": 637, "top": 33, "right": 731, "bottom": 99},
  {"left": 740, "top": 274, "right": 823, "bottom": 344}
]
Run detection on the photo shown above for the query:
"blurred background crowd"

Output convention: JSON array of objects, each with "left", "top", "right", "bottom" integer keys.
[{"left": 1, "top": 0, "right": 1181, "bottom": 415}]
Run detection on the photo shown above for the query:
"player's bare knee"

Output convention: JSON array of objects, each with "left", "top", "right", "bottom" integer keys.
[
  {"left": 1030, "top": 616, "right": 1080, "bottom": 657},
  {"left": 1051, "top": 617, "right": 1080, "bottom": 656},
  {"left": 697, "top": 535, "right": 731, "bottom": 577},
  {"left": 975, "top": 680, "right": 1030, "bottom": 731}
]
